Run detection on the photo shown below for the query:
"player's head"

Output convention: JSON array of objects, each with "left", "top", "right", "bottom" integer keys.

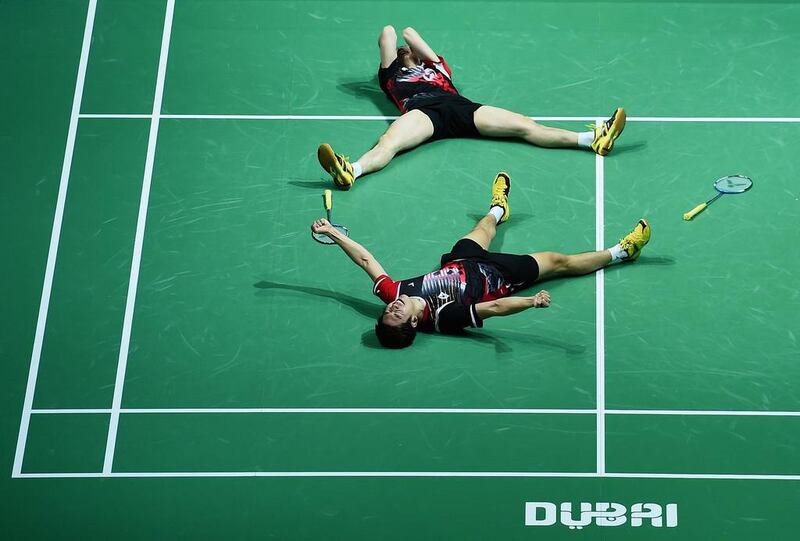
[
  {"left": 397, "top": 46, "right": 421, "bottom": 68},
  {"left": 375, "top": 295, "right": 418, "bottom": 348}
]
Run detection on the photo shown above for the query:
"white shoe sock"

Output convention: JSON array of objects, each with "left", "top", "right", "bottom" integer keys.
[
  {"left": 608, "top": 244, "right": 626, "bottom": 264},
  {"left": 577, "top": 130, "right": 594, "bottom": 149},
  {"left": 489, "top": 206, "right": 505, "bottom": 224},
  {"left": 352, "top": 162, "right": 363, "bottom": 179}
]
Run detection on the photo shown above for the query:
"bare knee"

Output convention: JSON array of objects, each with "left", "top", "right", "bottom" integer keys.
[
  {"left": 519, "top": 117, "right": 543, "bottom": 137},
  {"left": 505, "top": 115, "right": 537, "bottom": 138},
  {"left": 551, "top": 252, "right": 571, "bottom": 273},
  {"left": 375, "top": 133, "right": 400, "bottom": 154},
  {"left": 380, "top": 25, "right": 396, "bottom": 40},
  {"left": 536, "top": 251, "right": 571, "bottom": 277}
]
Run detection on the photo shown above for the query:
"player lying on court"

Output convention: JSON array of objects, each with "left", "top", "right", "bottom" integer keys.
[
  {"left": 317, "top": 25, "right": 626, "bottom": 190},
  {"left": 310, "top": 172, "right": 650, "bottom": 348}
]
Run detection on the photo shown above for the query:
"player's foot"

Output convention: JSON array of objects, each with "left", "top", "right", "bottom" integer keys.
[
  {"left": 318, "top": 143, "right": 355, "bottom": 190},
  {"left": 490, "top": 172, "right": 511, "bottom": 224},
  {"left": 619, "top": 219, "right": 650, "bottom": 261},
  {"left": 591, "top": 107, "right": 626, "bottom": 156}
]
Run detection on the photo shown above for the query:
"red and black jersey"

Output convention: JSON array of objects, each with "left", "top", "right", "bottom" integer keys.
[
  {"left": 378, "top": 56, "right": 460, "bottom": 113},
  {"left": 372, "top": 260, "right": 512, "bottom": 334}
]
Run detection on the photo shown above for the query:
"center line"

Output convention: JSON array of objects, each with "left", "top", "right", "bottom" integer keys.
[{"left": 595, "top": 127, "right": 606, "bottom": 476}]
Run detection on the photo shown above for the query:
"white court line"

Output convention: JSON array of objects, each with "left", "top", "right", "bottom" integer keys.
[
  {"left": 33, "top": 409, "right": 111, "bottom": 415},
  {"left": 28, "top": 408, "right": 800, "bottom": 416},
  {"left": 607, "top": 409, "right": 800, "bottom": 417},
  {"left": 32, "top": 408, "right": 595, "bottom": 415},
  {"left": 11, "top": 0, "right": 99, "bottom": 480},
  {"left": 595, "top": 126, "right": 606, "bottom": 476},
  {"left": 102, "top": 0, "right": 176, "bottom": 476},
  {"left": 628, "top": 116, "right": 800, "bottom": 123},
  {"left": 80, "top": 114, "right": 152, "bottom": 119},
  {"left": 13, "top": 471, "right": 800, "bottom": 481},
  {"left": 76, "top": 113, "right": 800, "bottom": 122}
]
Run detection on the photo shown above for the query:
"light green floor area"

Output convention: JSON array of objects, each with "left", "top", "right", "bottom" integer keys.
[
  {"left": 2, "top": 0, "right": 800, "bottom": 539},
  {"left": 161, "top": 1, "right": 800, "bottom": 117},
  {"left": 605, "top": 122, "right": 800, "bottom": 411}
]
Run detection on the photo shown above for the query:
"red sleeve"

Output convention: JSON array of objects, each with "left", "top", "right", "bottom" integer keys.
[{"left": 373, "top": 274, "right": 399, "bottom": 304}]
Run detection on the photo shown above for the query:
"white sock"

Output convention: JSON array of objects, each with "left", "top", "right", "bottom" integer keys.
[
  {"left": 352, "top": 161, "right": 363, "bottom": 179},
  {"left": 489, "top": 206, "right": 505, "bottom": 224},
  {"left": 608, "top": 244, "right": 626, "bottom": 264},
  {"left": 577, "top": 130, "right": 594, "bottom": 149}
]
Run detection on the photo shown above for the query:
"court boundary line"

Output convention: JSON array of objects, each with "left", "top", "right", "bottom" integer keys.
[
  {"left": 595, "top": 131, "right": 605, "bottom": 475},
  {"left": 28, "top": 408, "right": 800, "bottom": 416},
  {"left": 35, "top": 408, "right": 595, "bottom": 415},
  {"left": 101, "top": 0, "right": 176, "bottom": 476},
  {"left": 14, "top": 471, "right": 800, "bottom": 481},
  {"left": 76, "top": 114, "right": 800, "bottom": 122},
  {"left": 10, "top": 0, "right": 99, "bottom": 479}
]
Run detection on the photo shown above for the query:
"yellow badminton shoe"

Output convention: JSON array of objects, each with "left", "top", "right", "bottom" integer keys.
[
  {"left": 619, "top": 219, "right": 650, "bottom": 261},
  {"left": 591, "top": 107, "right": 626, "bottom": 156},
  {"left": 317, "top": 143, "right": 355, "bottom": 190},
  {"left": 490, "top": 172, "right": 511, "bottom": 224}
]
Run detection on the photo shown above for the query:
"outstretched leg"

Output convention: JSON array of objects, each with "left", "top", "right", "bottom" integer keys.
[
  {"left": 356, "top": 110, "right": 434, "bottom": 174},
  {"left": 318, "top": 110, "right": 434, "bottom": 190},
  {"left": 463, "top": 215, "right": 498, "bottom": 250},
  {"left": 532, "top": 219, "right": 651, "bottom": 280},
  {"left": 473, "top": 105, "right": 580, "bottom": 148},
  {"left": 460, "top": 172, "right": 511, "bottom": 250},
  {"left": 473, "top": 105, "right": 626, "bottom": 155},
  {"left": 532, "top": 250, "right": 612, "bottom": 281}
]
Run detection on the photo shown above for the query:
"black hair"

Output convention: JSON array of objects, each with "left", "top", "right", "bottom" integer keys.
[{"left": 374, "top": 316, "right": 417, "bottom": 349}]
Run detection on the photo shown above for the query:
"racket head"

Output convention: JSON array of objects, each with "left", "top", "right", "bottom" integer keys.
[
  {"left": 714, "top": 174, "right": 753, "bottom": 194},
  {"left": 311, "top": 223, "right": 349, "bottom": 245}
]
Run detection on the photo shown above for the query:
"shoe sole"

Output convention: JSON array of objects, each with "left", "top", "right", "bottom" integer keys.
[
  {"left": 317, "top": 144, "right": 353, "bottom": 190},
  {"left": 491, "top": 172, "right": 511, "bottom": 224},
  {"left": 594, "top": 108, "right": 627, "bottom": 156}
]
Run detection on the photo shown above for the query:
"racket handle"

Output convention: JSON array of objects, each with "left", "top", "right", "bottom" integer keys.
[
  {"left": 323, "top": 189, "right": 332, "bottom": 211},
  {"left": 683, "top": 203, "right": 707, "bottom": 221}
]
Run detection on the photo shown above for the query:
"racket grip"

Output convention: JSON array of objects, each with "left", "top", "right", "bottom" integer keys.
[
  {"left": 683, "top": 203, "right": 707, "bottom": 221},
  {"left": 323, "top": 189, "right": 332, "bottom": 211}
]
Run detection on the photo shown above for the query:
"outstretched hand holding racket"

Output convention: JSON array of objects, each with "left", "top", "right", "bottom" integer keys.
[
  {"left": 311, "top": 218, "right": 338, "bottom": 238},
  {"left": 311, "top": 189, "right": 349, "bottom": 244},
  {"left": 309, "top": 215, "right": 387, "bottom": 281}
]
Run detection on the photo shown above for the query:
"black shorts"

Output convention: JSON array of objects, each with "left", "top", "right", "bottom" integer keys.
[
  {"left": 410, "top": 95, "right": 483, "bottom": 140},
  {"left": 440, "top": 239, "right": 540, "bottom": 290}
]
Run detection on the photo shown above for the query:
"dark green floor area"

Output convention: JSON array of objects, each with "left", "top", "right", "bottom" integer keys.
[{"left": 2, "top": 0, "right": 800, "bottom": 539}]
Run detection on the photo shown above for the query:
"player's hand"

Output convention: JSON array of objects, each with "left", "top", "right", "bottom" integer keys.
[
  {"left": 531, "top": 290, "right": 551, "bottom": 308},
  {"left": 311, "top": 218, "right": 334, "bottom": 235}
]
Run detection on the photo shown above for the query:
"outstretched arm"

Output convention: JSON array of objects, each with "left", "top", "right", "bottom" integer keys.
[
  {"left": 402, "top": 27, "right": 439, "bottom": 62},
  {"left": 475, "top": 291, "right": 551, "bottom": 320},
  {"left": 311, "top": 218, "right": 387, "bottom": 281},
  {"left": 379, "top": 25, "right": 398, "bottom": 68}
]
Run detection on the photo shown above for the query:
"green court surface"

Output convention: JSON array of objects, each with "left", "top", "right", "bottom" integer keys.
[{"left": 2, "top": 0, "right": 799, "bottom": 539}]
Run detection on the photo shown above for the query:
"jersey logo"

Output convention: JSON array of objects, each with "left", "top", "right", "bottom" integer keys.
[{"left": 437, "top": 291, "right": 451, "bottom": 301}]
